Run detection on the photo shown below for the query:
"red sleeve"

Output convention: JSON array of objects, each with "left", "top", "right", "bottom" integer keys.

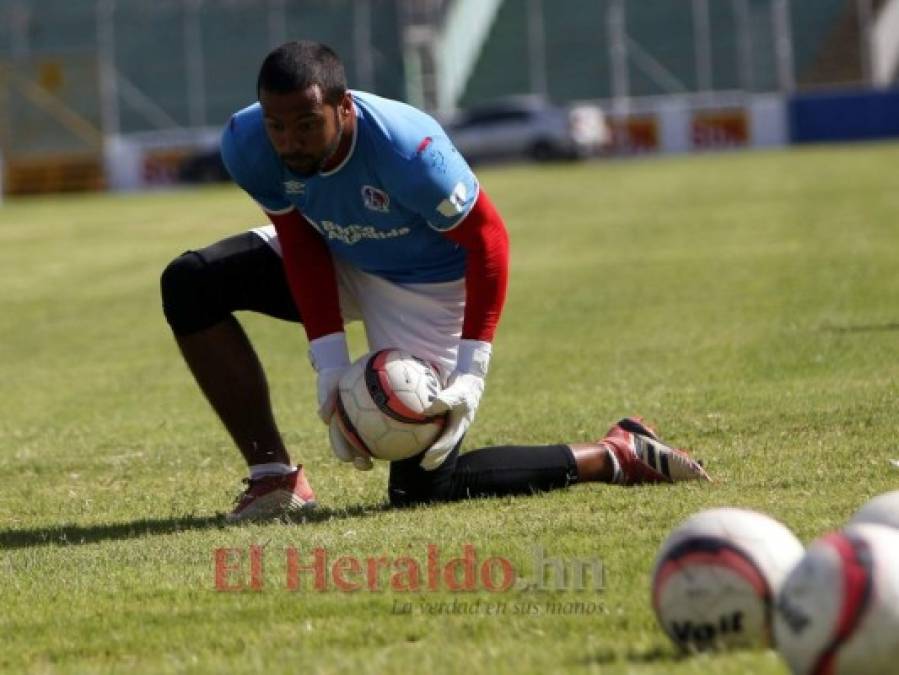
[
  {"left": 442, "top": 189, "right": 509, "bottom": 342},
  {"left": 266, "top": 209, "right": 344, "bottom": 340}
]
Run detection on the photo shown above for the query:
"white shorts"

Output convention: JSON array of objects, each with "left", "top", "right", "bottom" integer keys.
[{"left": 252, "top": 225, "right": 464, "bottom": 375}]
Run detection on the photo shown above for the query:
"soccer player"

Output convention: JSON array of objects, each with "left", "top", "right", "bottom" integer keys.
[{"left": 160, "top": 41, "right": 709, "bottom": 522}]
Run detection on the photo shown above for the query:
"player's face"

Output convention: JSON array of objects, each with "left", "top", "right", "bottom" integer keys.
[{"left": 260, "top": 85, "right": 347, "bottom": 176}]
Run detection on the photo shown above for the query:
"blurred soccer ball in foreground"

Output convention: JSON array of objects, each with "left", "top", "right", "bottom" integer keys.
[
  {"left": 847, "top": 490, "right": 899, "bottom": 531},
  {"left": 335, "top": 349, "right": 446, "bottom": 462},
  {"left": 652, "top": 507, "right": 805, "bottom": 651},
  {"left": 774, "top": 523, "right": 899, "bottom": 675}
]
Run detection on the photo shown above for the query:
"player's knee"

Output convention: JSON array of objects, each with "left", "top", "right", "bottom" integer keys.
[{"left": 160, "top": 251, "right": 224, "bottom": 335}]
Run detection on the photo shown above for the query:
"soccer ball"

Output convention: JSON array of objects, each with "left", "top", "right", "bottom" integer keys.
[
  {"left": 335, "top": 349, "right": 447, "bottom": 462},
  {"left": 773, "top": 523, "right": 899, "bottom": 675},
  {"left": 847, "top": 490, "right": 899, "bottom": 531},
  {"left": 651, "top": 507, "right": 805, "bottom": 651}
]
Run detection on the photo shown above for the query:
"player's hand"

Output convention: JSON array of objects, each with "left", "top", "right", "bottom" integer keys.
[
  {"left": 329, "top": 416, "right": 373, "bottom": 471},
  {"left": 420, "top": 340, "right": 492, "bottom": 471},
  {"left": 308, "top": 332, "right": 350, "bottom": 424}
]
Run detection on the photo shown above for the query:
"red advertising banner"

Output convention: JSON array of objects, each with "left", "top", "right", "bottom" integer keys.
[
  {"left": 691, "top": 109, "right": 750, "bottom": 149},
  {"left": 609, "top": 116, "right": 660, "bottom": 155}
]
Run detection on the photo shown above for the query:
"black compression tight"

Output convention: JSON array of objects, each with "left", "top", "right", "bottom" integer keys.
[{"left": 387, "top": 443, "right": 578, "bottom": 507}]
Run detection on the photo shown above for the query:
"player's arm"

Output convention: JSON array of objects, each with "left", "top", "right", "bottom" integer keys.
[
  {"left": 439, "top": 188, "right": 509, "bottom": 346},
  {"left": 418, "top": 188, "right": 508, "bottom": 469},
  {"left": 269, "top": 215, "right": 372, "bottom": 470},
  {"left": 394, "top": 134, "right": 508, "bottom": 469},
  {"left": 220, "top": 117, "right": 349, "bottom": 424},
  {"left": 265, "top": 208, "right": 343, "bottom": 341},
  {"left": 397, "top": 135, "right": 509, "bottom": 347},
  {"left": 265, "top": 208, "right": 350, "bottom": 424}
]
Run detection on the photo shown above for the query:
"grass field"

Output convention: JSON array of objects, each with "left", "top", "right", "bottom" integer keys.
[{"left": 1, "top": 142, "right": 898, "bottom": 674}]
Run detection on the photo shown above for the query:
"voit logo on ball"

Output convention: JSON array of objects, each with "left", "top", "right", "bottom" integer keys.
[{"left": 651, "top": 508, "right": 805, "bottom": 651}]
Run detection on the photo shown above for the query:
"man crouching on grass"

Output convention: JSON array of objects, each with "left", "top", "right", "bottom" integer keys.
[{"left": 160, "top": 41, "right": 710, "bottom": 522}]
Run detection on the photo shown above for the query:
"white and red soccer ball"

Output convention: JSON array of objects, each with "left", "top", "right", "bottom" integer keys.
[
  {"left": 335, "top": 349, "right": 446, "bottom": 462},
  {"left": 773, "top": 522, "right": 899, "bottom": 675},
  {"left": 847, "top": 490, "right": 899, "bottom": 531},
  {"left": 651, "top": 507, "right": 805, "bottom": 651}
]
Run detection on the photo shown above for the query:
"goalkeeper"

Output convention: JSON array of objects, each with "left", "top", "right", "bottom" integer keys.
[{"left": 160, "top": 41, "right": 709, "bottom": 522}]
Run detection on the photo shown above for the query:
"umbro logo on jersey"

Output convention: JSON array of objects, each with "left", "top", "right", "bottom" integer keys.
[
  {"left": 361, "top": 185, "right": 390, "bottom": 213},
  {"left": 284, "top": 180, "right": 305, "bottom": 195}
]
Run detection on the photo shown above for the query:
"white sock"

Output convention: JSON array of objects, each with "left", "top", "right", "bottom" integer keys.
[{"left": 249, "top": 462, "right": 296, "bottom": 479}]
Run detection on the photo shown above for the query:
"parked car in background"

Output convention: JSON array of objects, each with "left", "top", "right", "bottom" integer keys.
[{"left": 446, "top": 96, "right": 610, "bottom": 164}]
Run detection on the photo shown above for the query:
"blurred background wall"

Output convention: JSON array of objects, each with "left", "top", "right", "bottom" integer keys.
[{"left": 0, "top": 0, "right": 896, "bottom": 194}]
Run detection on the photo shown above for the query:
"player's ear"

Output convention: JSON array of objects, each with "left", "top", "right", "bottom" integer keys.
[{"left": 338, "top": 91, "right": 353, "bottom": 116}]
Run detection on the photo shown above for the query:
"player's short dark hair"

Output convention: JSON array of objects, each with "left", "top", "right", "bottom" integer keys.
[{"left": 256, "top": 41, "right": 347, "bottom": 104}]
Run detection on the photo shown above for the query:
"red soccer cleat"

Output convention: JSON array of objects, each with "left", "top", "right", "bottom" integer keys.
[
  {"left": 226, "top": 466, "right": 317, "bottom": 523},
  {"left": 601, "top": 417, "right": 711, "bottom": 485}
]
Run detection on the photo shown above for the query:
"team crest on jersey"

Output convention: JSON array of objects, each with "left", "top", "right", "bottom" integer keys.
[
  {"left": 283, "top": 180, "right": 305, "bottom": 195},
  {"left": 361, "top": 185, "right": 390, "bottom": 213}
]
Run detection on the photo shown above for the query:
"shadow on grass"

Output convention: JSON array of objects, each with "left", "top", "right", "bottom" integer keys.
[
  {"left": 0, "top": 514, "right": 226, "bottom": 549},
  {"left": 821, "top": 322, "right": 899, "bottom": 333},
  {"left": 0, "top": 502, "right": 394, "bottom": 550},
  {"left": 578, "top": 645, "right": 685, "bottom": 666}
]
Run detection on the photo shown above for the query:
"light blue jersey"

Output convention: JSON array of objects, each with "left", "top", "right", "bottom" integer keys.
[{"left": 220, "top": 91, "right": 479, "bottom": 284}]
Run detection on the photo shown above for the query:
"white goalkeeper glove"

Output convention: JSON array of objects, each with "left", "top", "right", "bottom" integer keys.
[
  {"left": 419, "top": 339, "right": 492, "bottom": 471},
  {"left": 329, "top": 416, "right": 373, "bottom": 471},
  {"left": 308, "top": 332, "right": 350, "bottom": 424}
]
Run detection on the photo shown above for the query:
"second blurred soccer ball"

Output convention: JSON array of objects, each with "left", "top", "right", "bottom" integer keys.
[
  {"left": 847, "top": 490, "right": 899, "bottom": 531},
  {"left": 774, "top": 523, "right": 899, "bottom": 675}
]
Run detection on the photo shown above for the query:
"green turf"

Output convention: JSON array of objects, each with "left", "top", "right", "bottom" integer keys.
[{"left": 1, "top": 143, "right": 898, "bottom": 674}]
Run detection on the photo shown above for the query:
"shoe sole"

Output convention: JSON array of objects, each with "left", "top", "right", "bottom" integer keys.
[{"left": 226, "top": 491, "right": 317, "bottom": 523}]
